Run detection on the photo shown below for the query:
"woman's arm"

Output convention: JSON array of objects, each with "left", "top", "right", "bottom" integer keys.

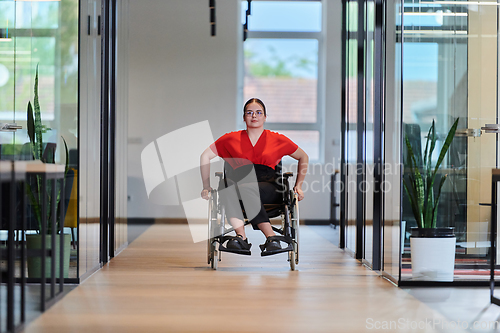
[
  {"left": 289, "top": 147, "right": 309, "bottom": 201},
  {"left": 200, "top": 147, "right": 217, "bottom": 200}
]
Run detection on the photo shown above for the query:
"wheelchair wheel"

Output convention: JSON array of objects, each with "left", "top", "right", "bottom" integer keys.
[
  {"left": 207, "top": 191, "right": 220, "bottom": 270},
  {"left": 288, "top": 193, "right": 299, "bottom": 271},
  {"left": 211, "top": 242, "right": 219, "bottom": 270}
]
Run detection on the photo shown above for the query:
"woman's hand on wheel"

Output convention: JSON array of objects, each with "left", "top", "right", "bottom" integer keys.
[
  {"left": 293, "top": 186, "right": 304, "bottom": 201},
  {"left": 201, "top": 187, "right": 212, "bottom": 200}
]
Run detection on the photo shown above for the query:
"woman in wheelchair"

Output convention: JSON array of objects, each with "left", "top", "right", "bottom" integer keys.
[{"left": 200, "top": 98, "right": 308, "bottom": 257}]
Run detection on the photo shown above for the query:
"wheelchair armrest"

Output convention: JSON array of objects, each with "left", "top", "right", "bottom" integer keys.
[
  {"left": 283, "top": 172, "right": 294, "bottom": 178},
  {"left": 215, "top": 172, "right": 223, "bottom": 178}
]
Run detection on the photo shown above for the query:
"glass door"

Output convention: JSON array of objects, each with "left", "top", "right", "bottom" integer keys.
[
  {"left": 79, "top": 0, "right": 101, "bottom": 277},
  {"left": 400, "top": 0, "right": 500, "bottom": 282},
  {"left": 466, "top": 1, "right": 496, "bottom": 274},
  {"left": 342, "top": 0, "right": 385, "bottom": 267},
  {"left": 345, "top": 0, "right": 359, "bottom": 255},
  {"left": 382, "top": 0, "right": 403, "bottom": 282},
  {"left": 0, "top": 0, "right": 64, "bottom": 162},
  {"left": 0, "top": 3, "right": 14, "bottom": 332},
  {"left": 364, "top": 0, "right": 375, "bottom": 266},
  {"left": 0, "top": 1, "right": 19, "bottom": 159},
  {"left": 465, "top": 1, "right": 497, "bottom": 278}
]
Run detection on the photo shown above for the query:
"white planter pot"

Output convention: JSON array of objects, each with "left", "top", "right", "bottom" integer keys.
[{"left": 410, "top": 230, "right": 456, "bottom": 282}]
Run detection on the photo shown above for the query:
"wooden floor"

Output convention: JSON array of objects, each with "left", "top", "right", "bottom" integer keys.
[{"left": 24, "top": 225, "right": 449, "bottom": 333}]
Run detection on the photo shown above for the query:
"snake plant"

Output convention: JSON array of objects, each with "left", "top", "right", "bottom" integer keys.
[
  {"left": 403, "top": 118, "right": 459, "bottom": 229},
  {"left": 26, "top": 64, "right": 69, "bottom": 234}
]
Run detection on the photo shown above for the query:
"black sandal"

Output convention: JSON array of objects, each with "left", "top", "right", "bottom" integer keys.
[
  {"left": 219, "top": 235, "right": 252, "bottom": 255},
  {"left": 259, "top": 235, "right": 293, "bottom": 257}
]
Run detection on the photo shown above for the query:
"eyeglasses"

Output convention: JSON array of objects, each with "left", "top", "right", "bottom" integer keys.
[{"left": 245, "top": 110, "right": 264, "bottom": 117}]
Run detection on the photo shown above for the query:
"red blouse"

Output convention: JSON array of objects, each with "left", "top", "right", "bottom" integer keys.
[{"left": 210, "top": 130, "right": 298, "bottom": 170}]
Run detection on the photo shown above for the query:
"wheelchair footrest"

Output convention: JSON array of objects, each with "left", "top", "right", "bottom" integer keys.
[
  {"left": 219, "top": 244, "right": 252, "bottom": 255},
  {"left": 218, "top": 235, "right": 252, "bottom": 255},
  {"left": 260, "top": 245, "right": 293, "bottom": 257},
  {"left": 259, "top": 235, "right": 294, "bottom": 257}
]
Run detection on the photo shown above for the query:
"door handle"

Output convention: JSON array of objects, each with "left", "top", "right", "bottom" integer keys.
[
  {"left": 481, "top": 124, "right": 500, "bottom": 133},
  {"left": 455, "top": 128, "right": 482, "bottom": 137},
  {"left": 0, "top": 123, "right": 22, "bottom": 132}
]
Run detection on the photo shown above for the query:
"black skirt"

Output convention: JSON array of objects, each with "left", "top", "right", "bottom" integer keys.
[{"left": 219, "top": 164, "right": 283, "bottom": 230}]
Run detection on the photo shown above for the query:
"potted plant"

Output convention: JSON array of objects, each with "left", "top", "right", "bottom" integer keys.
[
  {"left": 25, "top": 65, "right": 71, "bottom": 279},
  {"left": 403, "top": 118, "right": 459, "bottom": 282}
]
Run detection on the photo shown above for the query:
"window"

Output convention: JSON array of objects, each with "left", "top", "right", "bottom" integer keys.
[{"left": 242, "top": 0, "right": 323, "bottom": 162}]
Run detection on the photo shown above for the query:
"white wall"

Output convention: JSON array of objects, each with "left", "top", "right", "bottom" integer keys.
[
  {"left": 128, "top": 0, "right": 241, "bottom": 218},
  {"left": 300, "top": 0, "right": 342, "bottom": 220},
  {"left": 127, "top": 0, "right": 342, "bottom": 220}
]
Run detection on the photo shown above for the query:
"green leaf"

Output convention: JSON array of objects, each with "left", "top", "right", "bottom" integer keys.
[
  {"left": 427, "top": 120, "right": 436, "bottom": 170},
  {"left": 419, "top": 120, "right": 435, "bottom": 228},
  {"left": 62, "top": 136, "right": 69, "bottom": 176},
  {"left": 27, "top": 102, "right": 35, "bottom": 144},
  {"left": 403, "top": 118, "right": 458, "bottom": 229},
  {"left": 27, "top": 102, "right": 37, "bottom": 160},
  {"left": 432, "top": 174, "right": 448, "bottom": 228},
  {"left": 54, "top": 136, "right": 70, "bottom": 233},
  {"left": 405, "top": 135, "right": 425, "bottom": 227},
  {"left": 34, "top": 64, "right": 43, "bottom": 162},
  {"left": 403, "top": 180, "right": 422, "bottom": 228},
  {"left": 423, "top": 123, "right": 432, "bottom": 170},
  {"left": 410, "top": 153, "right": 425, "bottom": 225},
  {"left": 432, "top": 118, "right": 460, "bottom": 177},
  {"left": 423, "top": 186, "right": 434, "bottom": 228}
]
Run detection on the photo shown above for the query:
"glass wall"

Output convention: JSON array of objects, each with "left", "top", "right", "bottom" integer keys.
[
  {"left": 79, "top": 0, "right": 100, "bottom": 278},
  {"left": 345, "top": 0, "right": 358, "bottom": 255},
  {"left": 79, "top": 0, "right": 129, "bottom": 269},
  {"left": 0, "top": 0, "right": 79, "bottom": 329},
  {"left": 343, "top": 0, "right": 382, "bottom": 266},
  {"left": 0, "top": 1, "right": 79, "bottom": 261},
  {"left": 382, "top": 0, "right": 403, "bottom": 282},
  {"left": 114, "top": 0, "right": 129, "bottom": 254},
  {"left": 364, "top": 0, "right": 375, "bottom": 266},
  {"left": 343, "top": 0, "right": 500, "bottom": 283},
  {"left": 0, "top": 0, "right": 78, "bottom": 164},
  {"left": 400, "top": 0, "right": 496, "bottom": 282}
]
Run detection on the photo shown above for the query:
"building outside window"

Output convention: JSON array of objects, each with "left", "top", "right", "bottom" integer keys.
[{"left": 241, "top": 0, "right": 323, "bottom": 163}]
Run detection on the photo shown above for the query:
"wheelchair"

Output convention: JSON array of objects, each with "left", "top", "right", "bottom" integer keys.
[{"left": 207, "top": 164, "right": 299, "bottom": 270}]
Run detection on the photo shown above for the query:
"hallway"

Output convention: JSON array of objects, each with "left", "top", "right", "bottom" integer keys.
[{"left": 23, "top": 225, "right": 473, "bottom": 332}]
